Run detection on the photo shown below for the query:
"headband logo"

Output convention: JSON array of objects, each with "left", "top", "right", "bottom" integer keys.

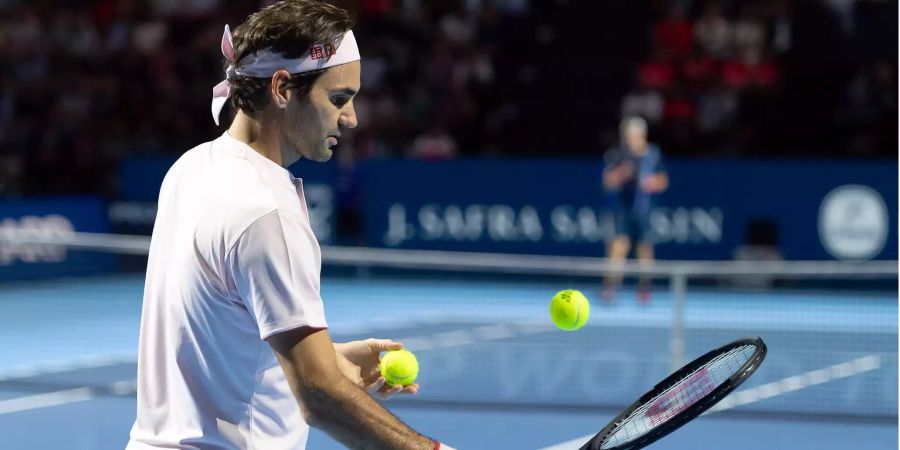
[{"left": 310, "top": 43, "right": 337, "bottom": 60}]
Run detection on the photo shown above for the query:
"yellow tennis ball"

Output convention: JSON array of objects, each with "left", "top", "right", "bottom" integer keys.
[
  {"left": 550, "top": 289, "right": 590, "bottom": 331},
  {"left": 380, "top": 349, "right": 419, "bottom": 386}
]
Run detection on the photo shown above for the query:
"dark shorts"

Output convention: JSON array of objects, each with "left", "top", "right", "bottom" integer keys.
[{"left": 613, "top": 209, "right": 653, "bottom": 244}]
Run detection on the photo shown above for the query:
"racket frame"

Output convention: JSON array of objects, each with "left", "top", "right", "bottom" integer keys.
[{"left": 580, "top": 336, "right": 767, "bottom": 450}]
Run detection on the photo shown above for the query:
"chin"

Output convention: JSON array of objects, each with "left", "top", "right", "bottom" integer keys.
[
  {"left": 313, "top": 147, "right": 333, "bottom": 162},
  {"left": 296, "top": 145, "right": 331, "bottom": 162}
]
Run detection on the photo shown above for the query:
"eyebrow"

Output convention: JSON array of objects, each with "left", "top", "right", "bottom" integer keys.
[{"left": 330, "top": 87, "right": 358, "bottom": 96}]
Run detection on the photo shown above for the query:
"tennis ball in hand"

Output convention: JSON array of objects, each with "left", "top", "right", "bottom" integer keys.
[
  {"left": 380, "top": 349, "right": 419, "bottom": 386},
  {"left": 550, "top": 289, "right": 590, "bottom": 331}
]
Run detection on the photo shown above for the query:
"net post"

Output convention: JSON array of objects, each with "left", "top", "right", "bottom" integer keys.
[{"left": 669, "top": 270, "right": 687, "bottom": 372}]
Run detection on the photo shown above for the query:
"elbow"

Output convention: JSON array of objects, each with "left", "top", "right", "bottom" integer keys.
[
  {"left": 294, "top": 381, "right": 336, "bottom": 428},
  {"left": 300, "top": 405, "right": 323, "bottom": 427}
]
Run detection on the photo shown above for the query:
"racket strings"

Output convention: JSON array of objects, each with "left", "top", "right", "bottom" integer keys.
[{"left": 600, "top": 344, "right": 757, "bottom": 449}]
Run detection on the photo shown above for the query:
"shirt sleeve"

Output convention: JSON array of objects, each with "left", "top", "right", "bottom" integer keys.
[
  {"left": 603, "top": 147, "right": 624, "bottom": 168},
  {"left": 228, "top": 209, "right": 327, "bottom": 339}
]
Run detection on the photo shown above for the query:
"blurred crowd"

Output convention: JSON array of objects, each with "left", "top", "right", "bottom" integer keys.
[
  {"left": 0, "top": 0, "right": 896, "bottom": 197},
  {"left": 624, "top": 0, "right": 897, "bottom": 157}
]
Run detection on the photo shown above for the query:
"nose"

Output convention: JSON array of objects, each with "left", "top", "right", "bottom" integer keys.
[{"left": 339, "top": 102, "right": 357, "bottom": 129}]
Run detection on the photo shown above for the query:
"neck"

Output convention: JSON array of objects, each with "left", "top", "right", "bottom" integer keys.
[
  {"left": 228, "top": 110, "right": 292, "bottom": 167},
  {"left": 628, "top": 142, "right": 647, "bottom": 154}
]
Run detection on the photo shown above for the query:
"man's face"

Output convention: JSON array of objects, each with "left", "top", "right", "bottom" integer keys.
[
  {"left": 283, "top": 61, "right": 360, "bottom": 163},
  {"left": 624, "top": 126, "right": 647, "bottom": 152}
]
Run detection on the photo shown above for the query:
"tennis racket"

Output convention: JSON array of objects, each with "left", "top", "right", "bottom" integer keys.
[{"left": 579, "top": 336, "right": 767, "bottom": 450}]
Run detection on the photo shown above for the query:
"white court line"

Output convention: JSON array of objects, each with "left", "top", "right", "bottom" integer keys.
[
  {"left": 0, "top": 352, "right": 137, "bottom": 382},
  {"left": 400, "top": 321, "right": 553, "bottom": 352},
  {"left": 0, "top": 317, "right": 504, "bottom": 383},
  {"left": 109, "top": 379, "right": 138, "bottom": 396},
  {"left": 0, "top": 388, "right": 94, "bottom": 415},
  {"left": 0, "top": 380, "right": 139, "bottom": 416},
  {"left": 536, "top": 354, "right": 883, "bottom": 450},
  {"left": 0, "top": 321, "right": 530, "bottom": 415},
  {"left": 706, "top": 354, "right": 880, "bottom": 413}
]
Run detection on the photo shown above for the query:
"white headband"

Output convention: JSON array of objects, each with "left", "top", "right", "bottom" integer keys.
[{"left": 211, "top": 25, "right": 361, "bottom": 125}]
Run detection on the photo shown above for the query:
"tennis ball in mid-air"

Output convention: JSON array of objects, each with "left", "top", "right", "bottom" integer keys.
[
  {"left": 380, "top": 349, "right": 419, "bottom": 386},
  {"left": 550, "top": 289, "right": 590, "bottom": 331}
]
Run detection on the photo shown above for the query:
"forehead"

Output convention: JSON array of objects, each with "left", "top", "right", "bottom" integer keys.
[{"left": 314, "top": 61, "right": 361, "bottom": 91}]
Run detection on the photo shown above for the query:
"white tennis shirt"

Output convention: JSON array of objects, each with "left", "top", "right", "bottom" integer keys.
[{"left": 127, "top": 132, "right": 328, "bottom": 449}]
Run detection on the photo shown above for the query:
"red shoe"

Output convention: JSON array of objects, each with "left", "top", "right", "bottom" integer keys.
[{"left": 637, "top": 288, "right": 651, "bottom": 305}]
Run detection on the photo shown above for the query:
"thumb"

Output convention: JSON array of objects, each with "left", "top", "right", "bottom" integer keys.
[{"left": 368, "top": 339, "right": 404, "bottom": 352}]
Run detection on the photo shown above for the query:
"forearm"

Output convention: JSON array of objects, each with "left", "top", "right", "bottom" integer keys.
[
  {"left": 602, "top": 173, "right": 619, "bottom": 190},
  {"left": 302, "top": 374, "right": 434, "bottom": 450}
]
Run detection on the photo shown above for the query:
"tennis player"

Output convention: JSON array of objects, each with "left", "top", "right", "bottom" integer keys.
[
  {"left": 601, "top": 116, "right": 668, "bottom": 305},
  {"left": 126, "top": 1, "right": 455, "bottom": 449}
]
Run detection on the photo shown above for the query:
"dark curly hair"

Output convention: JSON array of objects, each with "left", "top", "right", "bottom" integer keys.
[{"left": 226, "top": 0, "right": 355, "bottom": 118}]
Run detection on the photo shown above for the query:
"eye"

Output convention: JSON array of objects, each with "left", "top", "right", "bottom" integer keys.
[{"left": 331, "top": 96, "right": 349, "bottom": 107}]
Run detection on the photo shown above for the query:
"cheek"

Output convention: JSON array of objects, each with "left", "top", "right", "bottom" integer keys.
[{"left": 321, "top": 108, "right": 339, "bottom": 130}]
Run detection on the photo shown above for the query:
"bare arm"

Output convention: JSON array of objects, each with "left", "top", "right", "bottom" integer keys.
[
  {"left": 603, "top": 161, "right": 635, "bottom": 191},
  {"left": 269, "top": 327, "right": 436, "bottom": 450}
]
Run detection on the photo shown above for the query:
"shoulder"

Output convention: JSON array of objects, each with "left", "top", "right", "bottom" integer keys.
[
  {"left": 604, "top": 146, "right": 624, "bottom": 161},
  {"left": 165, "top": 138, "right": 299, "bottom": 248}
]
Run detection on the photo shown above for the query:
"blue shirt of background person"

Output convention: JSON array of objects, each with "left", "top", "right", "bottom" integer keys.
[{"left": 603, "top": 141, "right": 666, "bottom": 215}]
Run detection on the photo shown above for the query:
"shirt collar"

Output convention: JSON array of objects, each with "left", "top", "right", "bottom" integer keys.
[{"left": 218, "top": 131, "right": 301, "bottom": 186}]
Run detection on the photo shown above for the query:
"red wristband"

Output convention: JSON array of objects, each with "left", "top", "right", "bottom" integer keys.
[{"left": 433, "top": 441, "right": 441, "bottom": 450}]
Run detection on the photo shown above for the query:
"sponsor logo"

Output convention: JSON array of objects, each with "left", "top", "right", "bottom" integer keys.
[
  {"left": 383, "top": 204, "right": 723, "bottom": 247},
  {"left": 0, "top": 215, "right": 75, "bottom": 266},
  {"left": 818, "top": 185, "right": 888, "bottom": 260},
  {"left": 310, "top": 43, "right": 336, "bottom": 60}
]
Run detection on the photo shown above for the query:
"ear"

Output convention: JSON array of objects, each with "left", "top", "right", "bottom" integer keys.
[{"left": 270, "top": 70, "right": 293, "bottom": 109}]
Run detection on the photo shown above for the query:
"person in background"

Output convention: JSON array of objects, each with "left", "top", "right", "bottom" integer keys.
[{"left": 601, "top": 116, "right": 668, "bottom": 305}]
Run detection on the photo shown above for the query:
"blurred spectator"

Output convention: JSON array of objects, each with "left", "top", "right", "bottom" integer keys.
[
  {"left": 693, "top": 2, "right": 732, "bottom": 60},
  {"left": 654, "top": 3, "right": 693, "bottom": 60},
  {"left": 733, "top": 5, "right": 766, "bottom": 63},
  {"left": 638, "top": 52, "right": 676, "bottom": 91},
  {"left": 410, "top": 123, "right": 457, "bottom": 160},
  {"left": 681, "top": 49, "right": 717, "bottom": 89},
  {"left": 769, "top": 0, "right": 792, "bottom": 55},
  {"left": 153, "top": 0, "right": 220, "bottom": 16},
  {"left": 621, "top": 85, "right": 664, "bottom": 125},
  {"left": 695, "top": 81, "right": 739, "bottom": 148}
]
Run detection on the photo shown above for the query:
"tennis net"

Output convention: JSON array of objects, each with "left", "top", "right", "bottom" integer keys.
[{"left": 0, "top": 231, "right": 895, "bottom": 420}]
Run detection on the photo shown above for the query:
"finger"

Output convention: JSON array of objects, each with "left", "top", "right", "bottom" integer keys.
[
  {"left": 365, "top": 377, "right": 386, "bottom": 394},
  {"left": 376, "top": 381, "right": 403, "bottom": 394},
  {"left": 378, "top": 384, "right": 404, "bottom": 399},
  {"left": 401, "top": 384, "right": 419, "bottom": 395},
  {"left": 364, "top": 368, "right": 381, "bottom": 381},
  {"left": 369, "top": 339, "right": 404, "bottom": 352}
]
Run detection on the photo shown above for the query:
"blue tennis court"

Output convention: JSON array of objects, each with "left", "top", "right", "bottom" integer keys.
[{"left": 0, "top": 273, "right": 896, "bottom": 449}]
